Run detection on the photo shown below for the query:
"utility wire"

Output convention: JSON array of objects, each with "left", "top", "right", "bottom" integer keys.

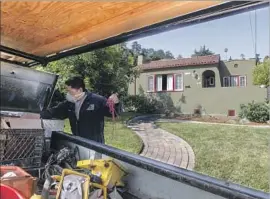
[
  {"left": 249, "top": 11, "right": 255, "bottom": 56},
  {"left": 255, "top": 9, "right": 257, "bottom": 59}
]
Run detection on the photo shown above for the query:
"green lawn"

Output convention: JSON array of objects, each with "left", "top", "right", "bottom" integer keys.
[
  {"left": 158, "top": 123, "right": 270, "bottom": 192},
  {"left": 64, "top": 112, "right": 142, "bottom": 154}
]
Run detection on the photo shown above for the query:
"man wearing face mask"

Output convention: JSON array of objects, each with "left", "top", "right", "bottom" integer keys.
[{"left": 40, "top": 76, "right": 120, "bottom": 143}]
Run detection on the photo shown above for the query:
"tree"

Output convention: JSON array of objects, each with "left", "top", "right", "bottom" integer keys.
[
  {"left": 224, "top": 48, "right": 228, "bottom": 61},
  {"left": 240, "top": 54, "right": 245, "bottom": 60},
  {"left": 164, "top": 51, "right": 175, "bottom": 59},
  {"left": 36, "top": 43, "right": 136, "bottom": 99},
  {"left": 131, "top": 41, "right": 142, "bottom": 65},
  {"left": 263, "top": 56, "right": 269, "bottom": 62},
  {"left": 130, "top": 41, "right": 175, "bottom": 62},
  {"left": 151, "top": 49, "right": 166, "bottom": 61},
  {"left": 177, "top": 54, "right": 183, "bottom": 59},
  {"left": 131, "top": 41, "right": 142, "bottom": 56},
  {"left": 192, "top": 45, "right": 214, "bottom": 57},
  {"left": 253, "top": 58, "right": 270, "bottom": 87},
  {"left": 141, "top": 47, "right": 174, "bottom": 62},
  {"left": 141, "top": 48, "right": 154, "bottom": 63}
]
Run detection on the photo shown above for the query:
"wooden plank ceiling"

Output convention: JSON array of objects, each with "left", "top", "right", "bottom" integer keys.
[{"left": 1, "top": 1, "right": 222, "bottom": 60}]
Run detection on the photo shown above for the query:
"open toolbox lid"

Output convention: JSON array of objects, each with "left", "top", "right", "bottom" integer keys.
[
  {"left": 0, "top": 62, "right": 58, "bottom": 114},
  {"left": 0, "top": 1, "right": 267, "bottom": 67}
]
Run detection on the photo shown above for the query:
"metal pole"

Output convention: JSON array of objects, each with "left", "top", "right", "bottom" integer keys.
[{"left": 254, "top": 9, "right": 257, "bottom": 60}]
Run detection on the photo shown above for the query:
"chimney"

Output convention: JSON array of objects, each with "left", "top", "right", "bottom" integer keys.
[{"left": 137, "top": 55, "right": 143, "bottom": 66}]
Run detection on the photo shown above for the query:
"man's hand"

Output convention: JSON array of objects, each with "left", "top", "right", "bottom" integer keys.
[{"left": 108, "top": 93, "right": 119, "bottom": 104}]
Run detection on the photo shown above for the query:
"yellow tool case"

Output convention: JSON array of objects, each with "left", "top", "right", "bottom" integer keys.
[
  {"left": 77, "top": 158, "right": 127, "bottom": 189},
  {"left": 56, "top": 169, "right": 90, "bottom": 199}
]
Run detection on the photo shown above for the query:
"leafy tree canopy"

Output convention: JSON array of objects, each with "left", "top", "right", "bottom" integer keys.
[
  {"left": 35, "top": 41, "right": 177, "bottom": 105},
  {"left": 36, "top": 43, "right": 136, "bottom": 98},
  {"left": 131, "top": 41, "right": 175, "bottom": 63},
  {"left": 191, "top": 45, "right": 214, "bottom": 57},
  {"left": 253, "top": 58, "right": 270, "bottom": 87}
]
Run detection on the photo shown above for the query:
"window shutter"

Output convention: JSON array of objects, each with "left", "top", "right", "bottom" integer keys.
[
  {"left": 167, "top": 75, "right": 173, "bottom": 91},
  {"left": 147, "top": 76, "right": 154, "bottom": 92},
  {"left": 156, "top": 75, "right": 163, "bottom": 91}
]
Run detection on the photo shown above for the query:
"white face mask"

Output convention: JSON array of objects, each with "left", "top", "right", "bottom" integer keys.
[
  {"left": 66, "top": 93, "right": 75, "bottom": 103},
  {"left": 66, "top": 92, "right": 86, "bottom": 103}
]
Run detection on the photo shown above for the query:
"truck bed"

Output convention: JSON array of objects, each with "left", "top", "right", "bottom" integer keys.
[{"left": 48, "top": 131, "right": 268, "bottom": 199}]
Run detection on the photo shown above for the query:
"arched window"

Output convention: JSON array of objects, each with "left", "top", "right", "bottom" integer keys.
[{"left": 202, "top": 70, "right": 215, "bottom": 88}]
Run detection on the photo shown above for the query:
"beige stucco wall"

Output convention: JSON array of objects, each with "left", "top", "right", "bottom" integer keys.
[
  {"left": 219, "top": 59, "right": 257, "bottom": 87},
  {"left": 128, "top": 61, "right": 267, "bottom": 115},
  {"left": 170, "top": 87, "right": 266, "bottom": 114}
]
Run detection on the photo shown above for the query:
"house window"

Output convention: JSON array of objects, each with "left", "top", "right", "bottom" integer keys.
[
  {"left": 147, "top": 76, "right": 154, "bottom": 92},
  {"left": 155, "top": 74, "right": 174, "bottom": 91},
  {"left": 223, "top": 77, "right": 230, "bottom": 87},
  {"left": 239, "top": 76, "right": 247, "bottom": 87},
  {"left": 202, "top": 70, "right": 215, "bottom": 88},
  {"left": 209, "top": 77, "right": 215, "bottom": 86},
  {"left": 175, "top": 74, "right": 183, "bottom": 91},
  {"left": 149, "top": 73, "right": 184, "bottom": 92},
  {"left": 223, "top": 75, "right": 247, "bottom": 87},
  {"left": 230, "top": 76, "right": 238, "bottom": 87}
]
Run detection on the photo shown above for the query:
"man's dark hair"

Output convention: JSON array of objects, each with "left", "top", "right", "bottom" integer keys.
[{"left": 65, "top": 76, "right": 86, "bottom": 91}]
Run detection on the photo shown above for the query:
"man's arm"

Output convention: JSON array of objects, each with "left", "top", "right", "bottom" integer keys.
[
  {"left": 101, "top": 97, "right": 121, "bottom": 118},
  {"left": 40, "top": 101, "right": 69, "bottom": 120}
]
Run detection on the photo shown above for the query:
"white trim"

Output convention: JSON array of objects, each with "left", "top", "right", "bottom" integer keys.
[
  {"left": 156, "top": 75, "right": 163, "bottom": 91},
  {"left": 167, "top": 74, "right": 174, "bottom": 91},
  {"left": 230, "top": 76, "right": 238, "bottom": 87},
  {"left": 239, "top": 76, "right": 247, "bottom": 87},
  {"left": 174, "top": 73, "right": 184, "bottom": 91},
  {"left": 223, "top": 76, "right": 230, "bottom": 87},
  {"left": 147, "top": 75, "right": 154, "bottom": 92},
  {"left": 223, "top": 75, "right": 247, "bottom": 87},
  {"left": 209, "top": 77, "right": 215, "bottom": 86}
]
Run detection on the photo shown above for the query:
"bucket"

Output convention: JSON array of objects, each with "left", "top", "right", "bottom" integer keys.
[
  {"left": 0, "top": 166, "right": 37, "bottom": 198},
  {"left": 0, "top": 184, "right": 26, "bottom": 199}
]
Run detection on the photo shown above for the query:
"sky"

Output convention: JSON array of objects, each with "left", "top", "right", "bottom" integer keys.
[{"left": 127, "top": 7, "right": 269, "bottom": 60}]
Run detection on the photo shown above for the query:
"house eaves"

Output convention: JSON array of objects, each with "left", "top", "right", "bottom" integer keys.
[{"left": 140, "top": 54, "right": 220, "bottom": 71}]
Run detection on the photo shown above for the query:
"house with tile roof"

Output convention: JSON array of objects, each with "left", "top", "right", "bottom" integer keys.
[{"left": 128, "top": 54, "right": 267, "bottom": 115}]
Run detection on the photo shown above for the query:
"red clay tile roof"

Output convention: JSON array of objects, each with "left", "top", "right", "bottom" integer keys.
[{"left": 139, "top": 54, "right": 220, "bottom": 70}]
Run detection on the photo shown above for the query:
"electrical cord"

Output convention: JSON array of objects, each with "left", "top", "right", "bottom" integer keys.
[{"left": 107, "top": 98, "right": 116, "bottom": 138}]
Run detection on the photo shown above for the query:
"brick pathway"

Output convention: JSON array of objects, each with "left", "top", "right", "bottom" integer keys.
[{"left": 127, "top": 116, "right": 195, "bottom": 170}]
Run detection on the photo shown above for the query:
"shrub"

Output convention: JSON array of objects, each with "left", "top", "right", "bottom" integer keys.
[
  {"left": 239, "top": 101, "right": 269, "bottom": 123},
  {"left": 156, "top": 93, "right": 177, "bottom": 115},
  {"left": 194, "top": 104, "right": 202, "bottom": 116},
  {"left": 252, "top": 59, "right": 270, "bottom": 87},
  {"left": 123, "top": 95, "right": 164, "bottom": 114},
  {"left": 123, "top": 93, "right": 183, "bottom": 115}
]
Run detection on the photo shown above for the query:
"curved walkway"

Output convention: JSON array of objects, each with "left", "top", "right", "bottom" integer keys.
[{"left": 127, "top": 116, "right": 195, "bottom": 170}]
